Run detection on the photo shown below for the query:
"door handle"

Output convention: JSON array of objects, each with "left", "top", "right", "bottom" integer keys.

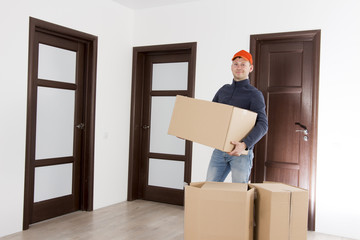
[
  {"left": 142, "top": 125, "right": 150, "bottom": 129},
  {"left": 295, "top": 122, "right": 308, "bottom": 134},
  {"left": 76, "top": 123, "right": 85, "bottom": 130},
  {"left": 295, "top": 122, "right": 309, "bottom": 141},
  {"left": 296, "top": 129, "right": 308, "bottom": 135}
]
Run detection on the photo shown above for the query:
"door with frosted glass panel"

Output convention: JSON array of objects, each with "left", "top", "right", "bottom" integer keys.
[
  {"left": 140, "top": 53, "right": 192, "bottom": 205},
  {"left": 28, "top": 31, "right": 84, "bottom": 223}
]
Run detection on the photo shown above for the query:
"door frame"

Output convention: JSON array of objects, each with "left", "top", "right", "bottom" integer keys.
[
  {"left": 250, "top": 30, "right": 320, "bottom": 231},
  {"left": 23, "top": 17, "right": 97, "bottom": 230},
  {"left": 127, "top": 42, "right": 197, "bottom": 202}
]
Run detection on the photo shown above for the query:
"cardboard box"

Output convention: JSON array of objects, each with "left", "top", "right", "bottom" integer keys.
[
  {"left": 168, "top": 95, "right": 257, "bottom": 152},
  {"left": 249, "top": 183, "right": 309, "bottom": 240},
  {"left": 184, "top": 182, "right": 254, "bottom": 240}
]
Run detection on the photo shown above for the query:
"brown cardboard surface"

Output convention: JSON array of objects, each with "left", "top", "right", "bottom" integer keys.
[
  {"left": 201, "top": 181, "right": 248, "bottom": 191},
  {"left": 249, "top": 183, "right": 309, "bottom": 240},
  {"left": 184, "top": 182, "right": 254, "bottom": 240},
  {"left": 168, "top": 95, "right": 257, "bottom": 153}
]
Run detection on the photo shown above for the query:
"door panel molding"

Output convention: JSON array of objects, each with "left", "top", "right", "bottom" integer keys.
[
  {"left": 23, "top": 17, "right": 97, "bottom": 230},
  {"left": 128, "top": 42, "right": 196, "bottom": 203},
  {"left": 250, "top": 30, "right": 320, "bottom": 231}
]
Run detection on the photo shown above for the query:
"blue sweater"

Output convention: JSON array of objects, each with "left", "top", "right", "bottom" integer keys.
[{"left": 213, "top": 79, "right": 268, "bottom": 150}]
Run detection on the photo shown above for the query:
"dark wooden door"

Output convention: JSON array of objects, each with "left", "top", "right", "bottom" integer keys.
[
  {"left": 128, "top": 43, "right": 197, "bottom": 205},
  {"left": 250, "top": 30, "right": 320, "bottom": 230},
  {"left": 141, "top": 53, "right": 192, "bottom": 205},
  {"left": 24, "top": 18, "right": 97, "bottom": 229}
]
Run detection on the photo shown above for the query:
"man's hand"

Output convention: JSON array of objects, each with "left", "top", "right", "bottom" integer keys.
[{"left": 228, "top": 141, "right": 247, "bottom": 156}]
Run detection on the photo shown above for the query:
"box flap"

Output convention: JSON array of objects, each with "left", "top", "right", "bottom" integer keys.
[
  {"left": 189, "top": 182, "right": 206, "bottom": 188},
  {"left": 201, "top": 181, "right": 248, "bottom": 192},
  {"left": 250, "top": 182, "right": 307, "bottom": 193}
]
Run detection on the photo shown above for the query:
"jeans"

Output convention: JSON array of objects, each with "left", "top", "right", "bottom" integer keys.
[{"left": 206, "top": 148, "right": 254, "bottom": 183}]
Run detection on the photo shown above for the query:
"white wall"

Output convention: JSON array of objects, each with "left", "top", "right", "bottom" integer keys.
[
  {"left": 0, "top": 0, "right": 133, "bottom": 237},
  {"left": 133, "top": 0, "right": 360, "bottom": 239},
  {"left": 1, "top": 0, "right": 360, "bottom": 239}
]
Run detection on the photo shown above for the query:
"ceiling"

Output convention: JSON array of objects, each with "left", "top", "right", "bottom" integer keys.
[{"left": 112, "top": 0, "right": 200, "bottom": 9}]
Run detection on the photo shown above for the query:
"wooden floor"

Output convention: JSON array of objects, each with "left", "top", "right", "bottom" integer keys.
[{"left": 1, "top": 200, "right": 355, "bottom": 240}]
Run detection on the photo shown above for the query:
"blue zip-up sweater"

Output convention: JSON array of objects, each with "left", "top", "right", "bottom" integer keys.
[{"left": 213, "top": 79, "right": 268, "bottom": 150}]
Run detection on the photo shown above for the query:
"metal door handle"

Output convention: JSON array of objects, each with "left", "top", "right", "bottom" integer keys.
[
  {"left": 76, "top": 123, "right": 85, "bottom": 130},
  {"left": 295, "top": 122, "right": 309, "bottom": 142},
  {"left": 295, "top": 122, "right": 308, "bottom": 135},
  {"left": 142, "top": 125, "right": 150, "bottom": 129},
  {"left": 296, "top": 129, "right": 308, "bottom": 135}
]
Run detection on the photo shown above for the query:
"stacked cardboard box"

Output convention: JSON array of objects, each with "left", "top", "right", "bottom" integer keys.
[{"left": 184, "top": 182, "right": 308, "bottom": 240}]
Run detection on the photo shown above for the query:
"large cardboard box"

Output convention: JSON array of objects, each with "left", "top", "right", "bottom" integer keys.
[
  {"left": 168, "top": 95, "right": 257, "bottom": 152},
  {"left": 249, "top": 183, "right": 309, "bottom": 240},
  {"left": 184, "top": 182, "right": 254, "bottom": 240}
]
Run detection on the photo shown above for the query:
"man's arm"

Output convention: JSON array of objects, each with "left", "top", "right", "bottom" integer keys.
[{"left": 241, "top": 91, "right": 268, "bottom": 149}]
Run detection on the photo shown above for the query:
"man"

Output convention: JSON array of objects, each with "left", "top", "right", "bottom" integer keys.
[{"left": 206, "top": 50, "right": 268, "bottom": 183}]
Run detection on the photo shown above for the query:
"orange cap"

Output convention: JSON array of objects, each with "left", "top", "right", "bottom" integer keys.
[{"left": 231, "top": 50, "right": 253, "bottom": 65}]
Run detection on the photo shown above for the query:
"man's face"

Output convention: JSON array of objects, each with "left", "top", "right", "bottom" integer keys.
[{"left": 231, "top": 57, "right": 253, "bottom": 81}]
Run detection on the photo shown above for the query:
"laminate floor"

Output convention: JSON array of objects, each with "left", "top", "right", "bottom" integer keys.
[{"left": 1, "top": 200, "right": 356, "bottom": 240}]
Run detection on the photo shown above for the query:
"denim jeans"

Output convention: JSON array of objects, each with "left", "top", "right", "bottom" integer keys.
[{"left": 206, "top": 148, "right": 254, "bottom": 183}]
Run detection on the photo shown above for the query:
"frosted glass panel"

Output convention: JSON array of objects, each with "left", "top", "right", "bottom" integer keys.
[
  {"left": 34, "top": 163, "right": 73, "bottom": 202},
  {"left": 36, "top": 87, "right": 75, "bottom": 160},
  {"left": 148, "top": 159, "right": 184, "bottom": 189},
  {"left": 152, "top": 62, "right": 188, "bottom": 90},
  {"left": 150, "top": 96, "right": 185, "bottom": 155},
  {"left": 38, "top": 43, "right": 76, "bottom": 83}
]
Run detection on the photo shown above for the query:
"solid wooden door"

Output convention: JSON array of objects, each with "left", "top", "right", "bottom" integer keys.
[{"left": 251, "top": 30, "right": 320, "bottom": 230}]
